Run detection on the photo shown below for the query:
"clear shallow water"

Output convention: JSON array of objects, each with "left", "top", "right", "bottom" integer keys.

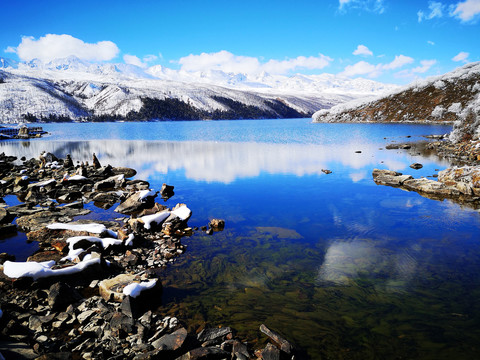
[{"left": 2, "top": 119, "right": 480, "bottom": 359}]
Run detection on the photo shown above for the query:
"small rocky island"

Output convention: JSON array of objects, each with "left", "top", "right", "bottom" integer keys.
[{"left": 0, "top": 152, "right": 297, "bottom": 359}]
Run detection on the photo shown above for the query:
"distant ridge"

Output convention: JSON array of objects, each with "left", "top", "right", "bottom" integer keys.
[{"left": 0, "top": 56, "right": 396, "bottom": 123}]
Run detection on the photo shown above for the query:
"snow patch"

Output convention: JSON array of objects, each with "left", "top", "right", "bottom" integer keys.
[
  {"left": 47, "top": 223, "right": 117, "bottom": 238},
  {"left": 140, "top": 210, "right": 170, "bottom": 230},
  {"left": 3, "top": 258, "right": 101, "bottom": 280},
  {"left": 123, "top": 279, "right": 158, "bottom": 298}
]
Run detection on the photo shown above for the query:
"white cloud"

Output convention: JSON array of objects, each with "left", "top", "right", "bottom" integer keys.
[
  {"left": 143, "top": 54, "right": 158, "bottom": 63},
  {"left": 417, "top": 1, "right": 445, "bottom": 22},
  {"left": 178, "top": 50, "right": 332, "bottom": 75},
  {"left": 262, "top": 55, "right": 332, "bottom": 74},
  {"left": 450, "top": 0, "right": 480, "bottom": 21},
  {"left": 341, "top": 61, "right": 381, "bottom": 77},
  {"left": 8, "top": 34, "right": 119, "bottom": 62},
  {"left": 339, "top": 0, "right": 385, "bottom": 13},
  {"left": 394, "top": 59, "right": 437, "bottom": 79},
  {"left": 427, "top": 40, "right": 435, "bottom": 45},
  {"left": 412, "top": 59, "right": 437, "bottom": 73},
  {"left": 353, "top": 45, "right": 373, "bottom": 56},
  {"left": 452, "top": 51, "right": 470, "bottom": 62},
  {"left": 123, "top": 54, "right": 147, "bottom": 68},
  {"left": 383, "top": 55, "right": 414, "bottom": 70},
  {"left": 341, "top": 54, "right": 414, "bottom": 78}
]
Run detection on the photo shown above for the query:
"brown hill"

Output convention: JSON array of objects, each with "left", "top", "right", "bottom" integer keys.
[{"left": 313, "top": 62, "right": 480, "bottom": 128}]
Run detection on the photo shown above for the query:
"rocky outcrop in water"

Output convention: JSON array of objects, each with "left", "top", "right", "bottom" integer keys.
[{"left": 373, "top": 166, "right": 480, "bottom": 208}]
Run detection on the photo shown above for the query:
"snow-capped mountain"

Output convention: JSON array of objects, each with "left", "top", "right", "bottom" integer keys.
[{"left": 0, "top": 56, "right": 398, "bottom": 123}]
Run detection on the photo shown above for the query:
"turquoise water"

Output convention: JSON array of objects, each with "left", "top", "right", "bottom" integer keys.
[{"left": 2, "top": 119, "right": 480, "bottom": 359}]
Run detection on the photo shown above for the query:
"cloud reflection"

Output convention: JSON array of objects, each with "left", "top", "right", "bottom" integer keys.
[{"left": 0, "top": 139, "right": 447, "bottom": 184}]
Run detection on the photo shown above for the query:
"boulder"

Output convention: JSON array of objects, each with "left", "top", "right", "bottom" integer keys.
[
  {"left": 259, "top": 324, "right": 294, "bottom": 354},
  {"left": 114, "top": 190, "right": 157, "bottom": 214},
  {"left": 113, "top": 167, "right": 137, "bottom": 178},
  {"left": 410, "top": 163, "right": 423, "bottom": 169},
  {"left": 209, "top": 219, "right": 225, "bottom": 231},
  {"left": 176, "top": 347, "right": 231, "bottom": 360},
  {"left": 438, "top": 166, "right": 480, "bottom": 196},
  {"left": 160, "top": 183, "right": 174, "bottom": 200},
  {"left": 151, "top": 327, "right": 187, "bottom": 351},
  {"left": 373, "top": 174, "right": 413, "bottom": 186},
  {"left": 93, "top": 174, "right": 126, "bottom": 191},
  {"left": 402, "top": 178, "right": 459, "bottom": 196},
  {"left": 258, "top": 343, "right": 281, "bottom": 360},
  {"left": 197, "top": 327, "right": 232, "bottom": 344},
  {"left": 48, "top": 282, "right": 83, "bottom": 311},
  {"left": 372, "top": 169, "right": 401, "bottom": 178}
]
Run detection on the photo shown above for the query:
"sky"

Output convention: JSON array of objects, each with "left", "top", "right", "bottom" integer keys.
[{"left": 1, "top": 0, "right": 479, "bottom": 84}]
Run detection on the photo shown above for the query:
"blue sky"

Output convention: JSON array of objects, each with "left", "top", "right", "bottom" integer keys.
[{"left": 1, "top": 0, "right": 479, "bottom": 84}]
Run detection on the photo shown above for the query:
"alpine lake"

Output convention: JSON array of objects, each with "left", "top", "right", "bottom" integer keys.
[{"left": 1, "top": 118, "right": 480, "bottom": 359}]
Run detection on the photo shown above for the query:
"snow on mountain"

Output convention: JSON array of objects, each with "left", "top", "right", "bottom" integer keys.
[
  {"left": 312, "top": 62, "right": 480, "bottom": 127},
  {"left": 0, "top": 57, "right": 397, "bottom": 123}
]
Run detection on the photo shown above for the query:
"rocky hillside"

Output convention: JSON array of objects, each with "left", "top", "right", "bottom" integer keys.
[{"left": 313, "top": 62, "right": 480, "bottom": 129}]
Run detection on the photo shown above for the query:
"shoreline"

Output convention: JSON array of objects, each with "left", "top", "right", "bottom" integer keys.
[{"left": 0, "top": 151, "right": 298, "bottom": 360}]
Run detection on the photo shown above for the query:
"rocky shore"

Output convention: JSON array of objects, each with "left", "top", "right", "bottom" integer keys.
[
  {"left": 374, "top": 137, "right": 480, "bottom": 208},
  {"left": 0, "top": 152, "right": 298, "bottom": 359}
]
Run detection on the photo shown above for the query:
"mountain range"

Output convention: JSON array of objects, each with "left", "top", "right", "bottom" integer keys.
[{"left": 0, "top": 56, "right": 398, "bottom": 123}]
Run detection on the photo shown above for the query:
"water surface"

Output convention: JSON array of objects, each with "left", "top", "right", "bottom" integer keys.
[{"left": 2, "top": 119, "right": 479, "bottom": 359}]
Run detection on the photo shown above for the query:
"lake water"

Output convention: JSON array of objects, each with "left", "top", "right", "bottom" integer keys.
[{"left": 2, "top": 119, "right": 480, "bottom": 359}]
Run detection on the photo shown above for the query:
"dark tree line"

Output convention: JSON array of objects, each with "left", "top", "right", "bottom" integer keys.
[{"left": 18, "top": 96, "right": 310, "bottom": 123}]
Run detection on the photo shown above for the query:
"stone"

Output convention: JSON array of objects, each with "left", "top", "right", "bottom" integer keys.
[
  {"left": 48, "top": 282, "right": 83, "bottom": 311},
  {"left": 372, "top": 169, "right": 401, "bottom": 178},
  {"left": 438, "top": 166, "right": 480, "bottom": 195},
  {"left": 77, "top": 309, "right": 96, "bottom": 324},
  {"left": 176, "top": 347, "right": 231, "bottom": 360},
  {"left": 92, "top": 153, "right": 101, "bottom": 169},
  {"left": 0, "top": 223, "right": 16, "bottom": 235},
  {"left": 93, "top": 175, "right": 126, "bottom": 191},
  {"left": 410, "top": 163, "right": 423, "bottom": 169},
  {"left": 209, "top": 219, "right": 225, "bottom": 231},
  {"left": 114, "top": 191, "right": 157, "bottom": 214},
  {"left": 64, "top": 154, "right": 74, "bottom": 168},
  {"left": 373, "top": 174, "right": 413, "bottom": 186},
  {"left": 110, "top": 311, "right": 134, "bottom": 334},
  {"left": 152, "top": 327, "right": 187, "bottom": 351},
  {"left": 197, "top": 326, "right": 232, "bottom": 343},
  {"left": 259, "top": 324, "right": 294, "bottom": 354},
  {"left": 0, "top": 208, "right": 14, "bottom": 224},
  {"left": 259, "top": 343, "right": 281, "bottom": 360},
  {"left": 113, "top": 167, "right": 137, "bottom": 178},
  {"left": 160, "top": 183, "right": 174, "bottom": 200},
  {"left": 16, "top": 207, "right": 91, "bottom": 232},
  {"left": 98, "top": 274, "right": 138, "bottom": 302}
]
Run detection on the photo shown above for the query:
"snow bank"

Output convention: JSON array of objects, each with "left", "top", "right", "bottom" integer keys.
[
  {"left": 140, "top": 210, "right": 170, "bottom": 230},
  {"left": 138, "top": 189, "right": 156, "bottom": 201},
  {"left": 29, "top": 178, "right": 56, "bottom": 188},
  {"left": 171, "top": 204, "right": 191, "bottom": 221},
  {"left": 47, "top": 223, "right": 117, "bottom": 238},
  {"left": 66, "top": 174, "right": 87, "bottom": 181},
  {"left": 3, "top": 258, "right": 101, "bottom": 280},
  {"left": 123, "top": 279, "right": 158, "bottom": 298},
  {"left": 67, "top": 236, "right": 123, "bottom": 249}
]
